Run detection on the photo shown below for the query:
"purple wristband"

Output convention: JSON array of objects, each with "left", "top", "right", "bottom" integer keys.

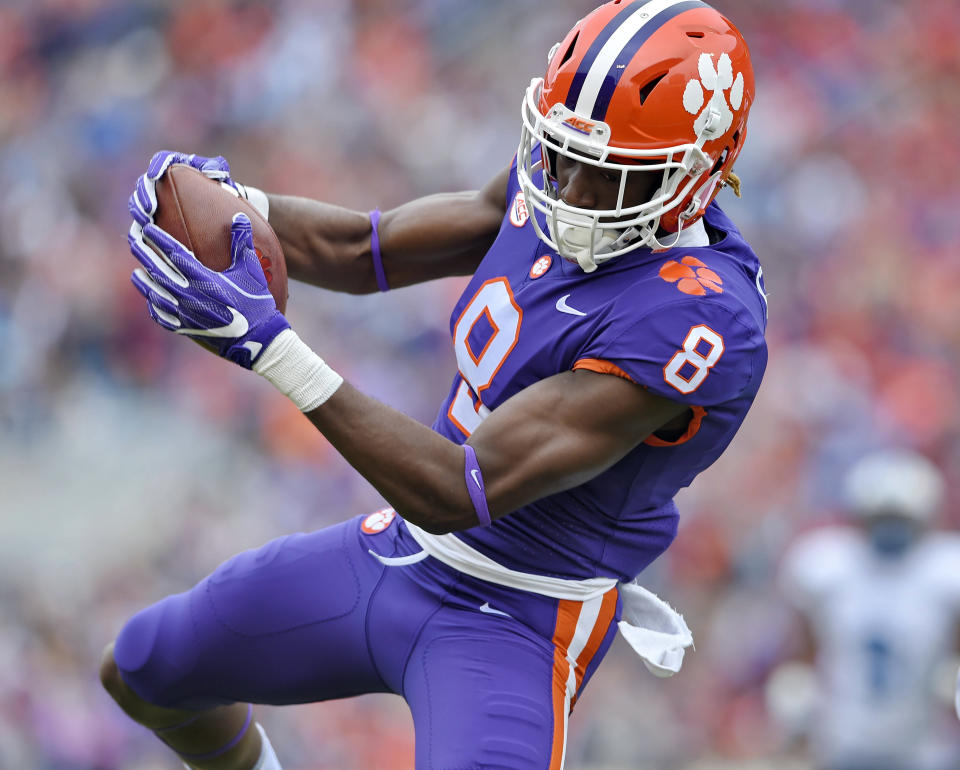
[
  {"left": 176, "top": 704, "right": 253, "bottom": 761},
  {"left": 463, "top": 444, "right": 492, "bottom": 527},
  {"left": 368, "top": 208, "right": 390, "bottom": 293}
]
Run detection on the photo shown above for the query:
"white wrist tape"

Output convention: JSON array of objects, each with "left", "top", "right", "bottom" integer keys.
[
  {"left": 253, "top": 329, "right": 343, "bottom": 412},
  {"left": 237, "top": 183, "right": 270, "bottom": 221}
]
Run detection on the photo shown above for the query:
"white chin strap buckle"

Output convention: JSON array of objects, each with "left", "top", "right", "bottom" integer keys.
[
  {"left": 552, "top": 215, "right": 617, "bottom": 273},
  {"left": 552, "top": 215, "right": 646, "bottom": 273}
]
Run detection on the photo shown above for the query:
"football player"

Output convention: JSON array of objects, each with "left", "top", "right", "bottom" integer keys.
[
  {"left": 776, "top": 449, "right": 960, "bottom": 770},
  {"left": 102, "top": 2, "right": 767, "bottom": 768}
]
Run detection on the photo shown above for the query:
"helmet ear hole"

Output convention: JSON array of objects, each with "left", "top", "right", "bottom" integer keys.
[
  {"left": 558, "top": 32, "right": 579, "bottom": 69},
  {"left": 638, "top": 73, "right": 666, "bottom": 105},
  {"left": 709, "top": 147, "right": 729, "bottom": 176}
]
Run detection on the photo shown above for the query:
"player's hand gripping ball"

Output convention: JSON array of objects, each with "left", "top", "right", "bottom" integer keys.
[
  {"left": 128, "top": 151, "right": 288, "bottom": 312},
  {"left": 128, "top": 151, "right": 291, "bottom": 368},
  {"left": 129, "top": 213, "right": 290, "bottom": 369},
  {"left": 129, "top": 151, "right": 237, "bottom": 227}
]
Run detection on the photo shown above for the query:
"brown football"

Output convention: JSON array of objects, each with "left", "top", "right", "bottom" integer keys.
[{"left": 154, "top": 164, "right": 288, "bottom": 313}]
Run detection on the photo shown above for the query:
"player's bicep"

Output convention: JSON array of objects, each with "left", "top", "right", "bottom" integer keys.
[
  {"left": 379, "top": 167, "right": 510, "bottom": 286},
  {"left": 467, "top": 369, "right": 688, "bottom": 518}
]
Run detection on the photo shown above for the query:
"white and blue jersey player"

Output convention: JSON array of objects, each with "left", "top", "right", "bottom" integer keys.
[
  {"left": 104, "top": 2, "right": 767, "bottom": 769},
  {"left": 778, "top": 450, "right": 960, "bottom": 770}
]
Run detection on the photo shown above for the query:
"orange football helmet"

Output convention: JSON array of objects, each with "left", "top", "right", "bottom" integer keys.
[{"left": 517, "top": 0, "right": 755, "bottom": 271}]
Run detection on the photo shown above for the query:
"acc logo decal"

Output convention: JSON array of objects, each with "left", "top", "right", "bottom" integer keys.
[
  {"left": 529, "top": 254, "right": 552, "bottom": 279},
  {"left": 659, "top": 256, "right": 723, "bottom": 296},
  {"left": 361, "top": 508, "right": 396, "bottom": 534},
  {"left": 563, "top": 116, "right": 596, "bottom": 136},
  {"left": 682, "top": 53, "right": 744, "bottom": 138},
  {"left": 510, "top": 191, "right": 529, "bottom": 227}
]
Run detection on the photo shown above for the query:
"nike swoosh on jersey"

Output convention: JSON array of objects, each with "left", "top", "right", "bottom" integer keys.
[
  {"left": 177, "top": 306, "right": 249, "bottom": 338},
  {"left": 470, "top": 468, "right": 483, "bottom": 489},
  {"left": 556, "top": 294, "right": 587, "bottom": 316},
  {"left": 478, "top": 602, "right": 511, "bottom": 618}
]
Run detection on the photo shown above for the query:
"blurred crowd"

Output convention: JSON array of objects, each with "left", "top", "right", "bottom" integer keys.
[{"left": 1, "top": 0, "right": 959, "bottom": 767}]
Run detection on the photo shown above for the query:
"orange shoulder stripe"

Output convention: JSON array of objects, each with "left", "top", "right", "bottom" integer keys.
[
  {"left": 572, "top": 358, "right": 635, "bottom": 382},
  {"left": 644, "top": 405, "right": 707, "bottom": 447}
]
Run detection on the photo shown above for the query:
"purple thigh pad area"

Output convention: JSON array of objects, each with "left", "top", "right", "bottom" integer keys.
[
  {"left": 113, "top": 516, "right": 621, "bottom": 768},
  {"left": 114, "top": 518, "right": 389, "bottom": 709},
  {"left": 205, "top": 531, "right": 361, "bottom": 635}
]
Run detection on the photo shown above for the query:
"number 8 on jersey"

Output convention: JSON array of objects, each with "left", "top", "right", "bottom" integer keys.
[{"left": 664, "top": 325, "right": 725, "bottom": 395}]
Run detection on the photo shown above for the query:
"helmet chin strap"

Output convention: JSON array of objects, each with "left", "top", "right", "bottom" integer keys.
[
  {"left": 550, "top": 213, "right": 685, "bottom": 272},
  {"left": 545, "top": 173, "right": 695, "bottom": 271},
  {"left": 648, "top": 225, "right": 686, "bottom": 252},
  {"left": 551, "top": 217, "right": 618, "bottom": 272}
]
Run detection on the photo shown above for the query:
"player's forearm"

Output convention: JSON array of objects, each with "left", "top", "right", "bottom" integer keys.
[
  {"left": 266, "top": 194, "right": 378, "bottom": 294},
  {"left": 266, "top": 189, "right": 501, "bottom": 294},
  {"left": 304, "top": 382, "right": 480, "bottom": 534}
]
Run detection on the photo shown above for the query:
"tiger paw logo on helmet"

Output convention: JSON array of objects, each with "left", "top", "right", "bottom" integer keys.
[{"left": 682, "top": 53, "right": 746, "bottom": 137}]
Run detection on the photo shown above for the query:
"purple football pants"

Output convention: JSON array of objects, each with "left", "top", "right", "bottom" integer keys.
[{"left": 114, "top": 513, "right": 621, "bottom": 770}]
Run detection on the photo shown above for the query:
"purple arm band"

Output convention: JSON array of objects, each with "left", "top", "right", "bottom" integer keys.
[
  {"left": 368, "top": 208, "right": 390, "bottom": 293},
  {"left": 463, "top": 444, "right": 492, "bottom": 527}
]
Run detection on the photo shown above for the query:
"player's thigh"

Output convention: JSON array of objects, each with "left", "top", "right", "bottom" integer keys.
[
  {"left": 113, "top": 516, "right": 389, "bottom": 710},
  {"left": 403, "top": 613, "right": 566, "bottom": 770},
  {"left": 403, "top": 584, "right": 622, "bottom": 770}
]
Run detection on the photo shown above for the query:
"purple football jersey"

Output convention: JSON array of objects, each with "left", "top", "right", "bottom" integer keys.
[{"left": 430, "top": 157, "right": 768, "bottom": 582}]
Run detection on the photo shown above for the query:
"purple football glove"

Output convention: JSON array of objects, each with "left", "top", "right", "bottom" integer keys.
[
  {"left": 128, "top": 151, "right": 239, "bottom": 227},
  {"left": 129, "top": 212, "right": 290, "bottom": 369}
]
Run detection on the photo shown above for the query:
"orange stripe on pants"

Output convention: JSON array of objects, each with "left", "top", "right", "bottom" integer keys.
[
  {"left": 571, "top": 588, "right": 618, "bottom": 708},
  {"left": 548, "top": 599, "right": 582, "bottom": 770}
]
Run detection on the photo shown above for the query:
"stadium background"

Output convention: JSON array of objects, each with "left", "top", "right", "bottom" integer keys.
[{"left": 1, "top": 0, "right": 958, "bottom": 767}]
